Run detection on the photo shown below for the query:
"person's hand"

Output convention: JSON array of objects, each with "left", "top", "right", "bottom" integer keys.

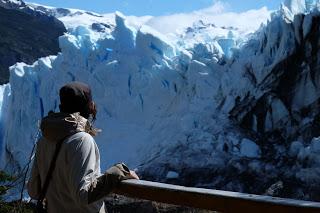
[
  {"left": 107, "top": 163, "right": 140, "bottom": 180},
  {"left": 128, "top": 170, "right": 139, "bottom": 180}
]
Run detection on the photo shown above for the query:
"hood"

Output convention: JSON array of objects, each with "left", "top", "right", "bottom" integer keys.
[{"left": 40, "top": 112, "right": 91, "bottom": 142}]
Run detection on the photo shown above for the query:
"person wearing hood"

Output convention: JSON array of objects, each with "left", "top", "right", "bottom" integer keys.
[{"left": 27, "top": 82, "right": 139, "bottom": 213}]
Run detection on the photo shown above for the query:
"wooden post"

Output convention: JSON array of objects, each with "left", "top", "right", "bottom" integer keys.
[{"left": 114, "top": 179, "right": 320, "bottom": 213}]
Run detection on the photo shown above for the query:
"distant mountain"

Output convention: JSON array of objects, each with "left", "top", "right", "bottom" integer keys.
[
  {"left": 0, "top": 0, "right": 66, "bottom": 84},
  {"left": 28, "top": 2, "right": 103, "bottom": 18}
]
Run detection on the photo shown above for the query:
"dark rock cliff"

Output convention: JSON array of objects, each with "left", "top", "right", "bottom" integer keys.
[{"left": 0, "top": 0, "right": 66, "bottom": 84}]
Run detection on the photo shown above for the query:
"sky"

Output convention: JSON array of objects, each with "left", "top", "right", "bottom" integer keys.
[{"left": 28, "top": 0, "right": 284, "bottom": 16}]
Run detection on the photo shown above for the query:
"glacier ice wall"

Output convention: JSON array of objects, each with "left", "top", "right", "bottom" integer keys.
[{"left": 0, "top": 12, "right": 232, "bottom": 171}]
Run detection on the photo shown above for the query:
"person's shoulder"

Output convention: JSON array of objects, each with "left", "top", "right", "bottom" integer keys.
[
  {"left": 66, "top": 132, "right": 95, "bottom": 149},
  {"left": 79, "top": 132, "right": 95, "bottom": 143},
  {"left": 68, "top": 131, "right": 94, "bottom": 141}
]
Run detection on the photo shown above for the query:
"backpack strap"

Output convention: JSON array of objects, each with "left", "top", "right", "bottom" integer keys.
[{"left": 37, "top": 135, "right": 69, "bottom": 205}]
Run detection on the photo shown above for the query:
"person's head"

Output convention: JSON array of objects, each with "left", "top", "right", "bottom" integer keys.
[{"left": 59, "top": 82, "right": 97, "bottom": 121}]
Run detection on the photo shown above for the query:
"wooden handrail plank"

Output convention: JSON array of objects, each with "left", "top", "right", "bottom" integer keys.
[{"left": 114, "top": 180, "right": 320, "bottom": 213}]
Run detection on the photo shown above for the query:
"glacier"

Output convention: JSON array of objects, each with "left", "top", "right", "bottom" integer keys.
[{"left": 2, "top": 0, "right": 320, "bottom": 201}]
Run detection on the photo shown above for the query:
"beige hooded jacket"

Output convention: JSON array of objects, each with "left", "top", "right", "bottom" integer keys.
[{"left": 27, "top": 112, "right": 130, "bottom": 213}]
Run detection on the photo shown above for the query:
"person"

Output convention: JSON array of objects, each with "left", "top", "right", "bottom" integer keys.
[{"left": 27, "top": 81, "right": 139, "bottom": 213}]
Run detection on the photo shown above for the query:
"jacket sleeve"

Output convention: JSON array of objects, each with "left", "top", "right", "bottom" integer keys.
[
  {"left": 88, "top": 163, "right": 131, "bottom": 204},
  {"left": 67, "top": 133, "right": 131, "bottom": 205},
  {"left": 67, "top": 133, "right": 100, "bottom": 205},
  {"left": 27, "top": 143, "right": 41, "bottom": 199}
]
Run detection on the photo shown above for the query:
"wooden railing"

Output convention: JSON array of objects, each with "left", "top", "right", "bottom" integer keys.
[{"left": 114, "top": 180, "right": 320, "bottom": 213}]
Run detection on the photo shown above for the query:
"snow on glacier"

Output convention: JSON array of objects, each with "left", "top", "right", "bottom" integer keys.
[{"left": 145, "top": 6, "right": 271, "bottom": 36}]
